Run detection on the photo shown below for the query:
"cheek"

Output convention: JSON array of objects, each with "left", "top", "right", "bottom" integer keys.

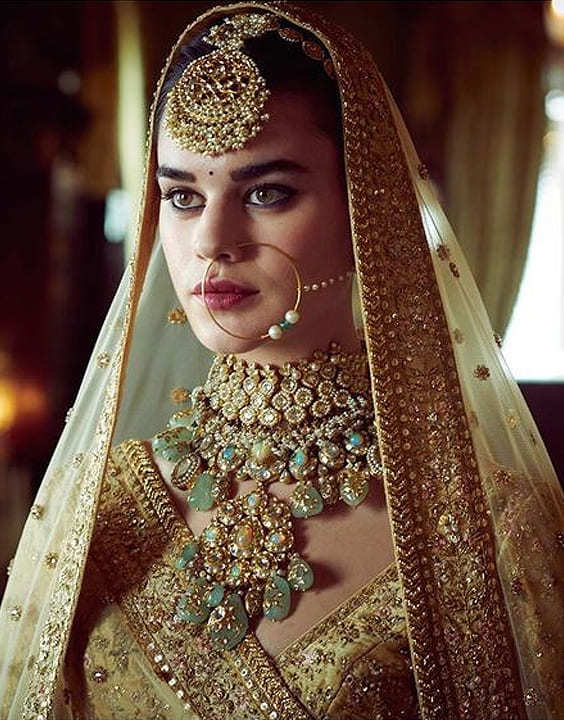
[
  {"left": 278, "top": 194, "right": 351, "bottom": 273},
  {"left": 159, "top": 213, "right": 191, "bottom": 291}
]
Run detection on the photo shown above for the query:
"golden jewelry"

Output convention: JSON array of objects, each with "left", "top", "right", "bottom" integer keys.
[
  {"left": 167, "top": 307, "right": 188, "bottom": 324},
  {"left": 151, "top": 343, "right": 383, "bottom": 650},
  {"left": 165, "top": 13, "right": 279, "bottom": 155},
  {"left": 201, "top": 243, "right": 302, "bottom": 342},
  {"left": 303, "top": 270, "right": 355, "bottom": 293},
  {"left": 164, "top": 13, "right": 335, "bottom": 155}
]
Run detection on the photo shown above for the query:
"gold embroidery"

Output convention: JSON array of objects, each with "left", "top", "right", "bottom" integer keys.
[
  {"left": 44, "top": 553, "right": 58, "bottom": 570},
  {"left": 96, "top": 352, "right": 111, "bottom": 369},
  {"left": 89, "top": 440, "right": 312, "bottom": 719},
  {"left": 23, "top": 348, "right": 124, "bottom": 719},
  {"left": 170, "top": 387, "right": 190, "bottom": 404},
  {"left": 473, "top": 364, "right": 491, "bottom": 380},
  {"left": 167, "top": 307, "right": 188, "bottom": 324},
  {"left": 30, "top": 504, "right": 44, "bottom": 520},
  {"left": 86, "top": 440, "right": 419, "bottom": 719}
]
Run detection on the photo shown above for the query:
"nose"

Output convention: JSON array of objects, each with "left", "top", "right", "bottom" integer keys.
[{"left": 194, "top": 197, "right": 246, "bottom": 264}]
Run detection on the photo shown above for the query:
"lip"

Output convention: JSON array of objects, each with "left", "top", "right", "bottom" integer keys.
[
  {"left": 192, "top": 278, "right": 259, "bottom": 311},
  {"left": 192, "top": 278, "right": 259, "bottom": 296}
]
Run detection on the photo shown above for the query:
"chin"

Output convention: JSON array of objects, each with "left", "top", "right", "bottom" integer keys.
[
  {"left": 186, "top": 298, "right": 282, "bottom": 357},
  {"left": 189, "top": 320, "right": 265, "bottom": 357}
]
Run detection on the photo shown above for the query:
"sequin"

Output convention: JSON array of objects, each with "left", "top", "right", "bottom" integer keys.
[
  {"left": 473, "top": 365, "right": 490, "bottom": 381},
  {"left": 91, "top": 666, "right": 108, "bottom": 683},
  {"left": 30, "top": 504, "right": 44, "bottom": 520},
  {"left": 170, "top": 387, "right": 190, "bottom": 404},
  {"left": 96, "top": 352, "right": 111, "bottom": 369}
]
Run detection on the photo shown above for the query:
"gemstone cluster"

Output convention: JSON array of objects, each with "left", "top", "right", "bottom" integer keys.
[{"left": 152, "top": 342, "right": 382, "bottom": 650}]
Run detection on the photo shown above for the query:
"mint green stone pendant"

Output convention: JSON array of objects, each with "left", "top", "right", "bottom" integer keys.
[
  {"left": 176, "top": 578, "right": 211, "bottom": 625},
  {"left": 151, "top": 426, "right": 194, "bottom": 463},
  {"left": 208, "top": 593, "right": 249, "bottom": 650},
  {"left": 289, "top": 482, "right": 324, "bottom": 518},
  {"left": 175, "top": 539, "right": 199, "bottom": 570},
  {"left": 287, "top": 554, "right": 314, "bottom": 591},
  {"left": 188, "top": 472, "right": 226, "bottom": 511},
  {"left": 263, "top": 574, "right": 291, "bottom": 621},
  {"left": 339, "top": 470, "right": 370, "bottom": 506}
]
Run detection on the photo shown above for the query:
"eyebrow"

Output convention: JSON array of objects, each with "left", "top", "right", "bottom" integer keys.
[{"left": 156, "top": 158, "right": 309, "bottom": 183}]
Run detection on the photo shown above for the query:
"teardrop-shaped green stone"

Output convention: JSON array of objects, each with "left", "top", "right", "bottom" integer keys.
[
  {"left": 287, "top": 555, "right": 314, "bottom": 592},
  {"left": 151, "top": 426, "right": 194, "bottom": 462},
  {"left": 176, "top": 578, "right": 210, "bottom": 625},
  {"left": 340, "top": 474, "right": 370, "bottom": 507},
  {"left": 289, "top": 483, "right": 324, "bottom": 518},
  {"left": 208, "top": 593, "right": 249, "bottom": 650},
  {"left": 205, "top": 583, "right": 225, "bottom": 608},
  {"left": 263, "top": 574, "right": 291, "bottom": 621},
  {"left": 174, "top": 539, "right": 199, "bottom": 570},
  {"left": 168, "top": 411, "right": 195, "bottom": 429},
  {"left": 188, "top": 473, "right": 216, "bottom": 511}
]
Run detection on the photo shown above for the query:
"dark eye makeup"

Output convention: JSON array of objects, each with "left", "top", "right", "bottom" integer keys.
[{"left": 160, "top": 183, "right": 297, "bottom": 212}]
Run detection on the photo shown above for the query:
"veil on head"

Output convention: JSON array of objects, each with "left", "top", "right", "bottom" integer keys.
[{"left": 1, "top": 3, "right": 562, "bottom": 719}]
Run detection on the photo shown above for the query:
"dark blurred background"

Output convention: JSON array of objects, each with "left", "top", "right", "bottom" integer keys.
[{"left": 1, "top": 1, "right": 563, "bottom": 597}]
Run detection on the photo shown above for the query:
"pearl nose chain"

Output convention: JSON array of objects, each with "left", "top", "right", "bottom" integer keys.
[
  {"left": 303, "top": 270, "right": 355, "bottom": 293},
  {"left": 201, "top": 244, "right": 355, "bottom": 342}
]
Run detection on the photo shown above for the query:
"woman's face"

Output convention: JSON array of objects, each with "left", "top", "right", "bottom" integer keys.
[{"left": 157, "top": 91, "right": 357, "bottom": 363}]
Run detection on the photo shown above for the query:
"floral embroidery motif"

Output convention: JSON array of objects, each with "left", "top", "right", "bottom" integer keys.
[
  {"left": 30, "top": 504, "right": 44, "bottom": 520},
  {"left": 417, "top": 162, "right": 429, "bottom": 180},
  {"left": 436, "top": 244, "right": 450, "bottom": 261},
  {"left": 96, "top": 352, "right": 111, "bottom": 369},
  {"left": 170, "top": 387, "right": 190, "bottom": 404},
  {"left": 506, "top": 410, "right": 519, "bottom": 429},
  {"left": 44, "top": 552, "right": 58, "bottom": 569},
  {"left": 91, "top": 666, "right": 108, "bottom": 683},
  {"left": 473, "top": 365, "right": 491, "bottom": 381}
]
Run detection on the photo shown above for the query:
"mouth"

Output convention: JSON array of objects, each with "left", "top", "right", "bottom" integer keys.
[{"left": 191, "top": 278, "right": 259, "bottom": 311}]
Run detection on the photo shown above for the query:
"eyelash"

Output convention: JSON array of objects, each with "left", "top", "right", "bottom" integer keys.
[{"left": 160, "top": 184, "right": 297, "bottom": 212}]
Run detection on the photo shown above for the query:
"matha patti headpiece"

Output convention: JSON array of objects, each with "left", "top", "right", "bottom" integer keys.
[
  {"left": 165, "top": 13, "right": 279, "bottom": 156},
  {"left": 164, "top": 12, "right": 335, "bottom": 156}
]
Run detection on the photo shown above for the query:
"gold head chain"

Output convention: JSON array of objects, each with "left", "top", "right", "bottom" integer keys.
[{"left": 164, "top": 12, "right": 335, "bottom": 155}]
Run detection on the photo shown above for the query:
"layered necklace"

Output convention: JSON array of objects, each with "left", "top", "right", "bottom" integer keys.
[{"left": 152, "top": 342, "right": 383, "bottom": 651}]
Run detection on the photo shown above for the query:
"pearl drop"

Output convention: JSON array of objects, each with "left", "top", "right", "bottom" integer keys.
[
  {"left": 303, "top": 285, "right": 310, "bottom": 293},
  {"left": 329, "top": 278, "right": 335, "bottom": 284},
  {"left": 268, "top": 325, "right": 283, "bottom": 340},
  {"left": 312, "top": 283, "right": 319, "bottom": 291},
  {"left": 321, "top": 281, "right": 328, "bottom": 288},
  {"left": 338, "top": 275, "right": 344, "bottom": 281},
  {"left": 285, "top": 310, "right": 300, "bottom": 325}
]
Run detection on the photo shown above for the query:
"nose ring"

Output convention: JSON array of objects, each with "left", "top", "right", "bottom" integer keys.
[{"left": 201, "top": 242, "right": 303, "bottom": 341}]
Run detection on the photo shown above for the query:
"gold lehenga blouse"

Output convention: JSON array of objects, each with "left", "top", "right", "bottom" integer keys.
[{"left": 65, "top": 439, "right": 419, "bottom": 720}]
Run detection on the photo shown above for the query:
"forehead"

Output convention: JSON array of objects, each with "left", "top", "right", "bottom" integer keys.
[{"left": 156, "top": 91, "right": 336, "bottom": 173}]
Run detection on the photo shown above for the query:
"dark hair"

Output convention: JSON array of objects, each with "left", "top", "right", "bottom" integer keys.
[{"left": 154, "top": 19, "right": 343, "bottom": 149}]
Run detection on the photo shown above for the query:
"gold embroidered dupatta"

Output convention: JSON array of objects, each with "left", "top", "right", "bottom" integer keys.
[{"left": 1, "top": 3, "right": 562, "bottom": 719}]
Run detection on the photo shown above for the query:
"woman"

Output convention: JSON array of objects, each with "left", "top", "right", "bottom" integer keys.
[{"left": 1, "top": 3, "right": 562, "bottom": 719}]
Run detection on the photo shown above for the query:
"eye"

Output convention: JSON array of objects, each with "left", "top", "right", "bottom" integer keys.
[
  {"left": 162, "top": 189, "right": 204, "bottom": 211},
  {"left": 246, "top": 185, "right": 295, "bottom": 207}
]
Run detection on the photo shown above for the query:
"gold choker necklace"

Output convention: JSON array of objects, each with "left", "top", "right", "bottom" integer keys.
[{"left": 152, "top": 342, "right": 382, "bottom": 650}]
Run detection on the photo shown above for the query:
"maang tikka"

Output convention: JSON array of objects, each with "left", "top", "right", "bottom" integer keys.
[{"left": 164, "top": 12, "right": 334, "bottom": 156}]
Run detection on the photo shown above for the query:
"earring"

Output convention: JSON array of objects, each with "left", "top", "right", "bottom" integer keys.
[{"left": 168, "top": 307, "right": 188, "bottom": 324}]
